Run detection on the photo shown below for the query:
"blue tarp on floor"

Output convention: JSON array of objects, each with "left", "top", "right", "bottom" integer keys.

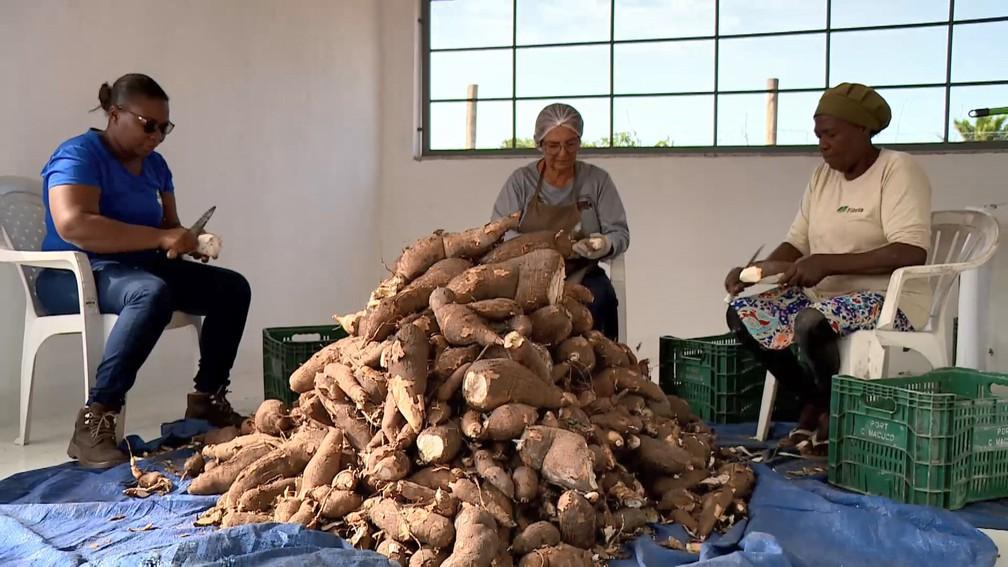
[
  {"left": 711, "top": 421, "right": 1008, "bottom": 531},
  {"left": 0, "top": 421, "right": 998, "bottom": 567}
]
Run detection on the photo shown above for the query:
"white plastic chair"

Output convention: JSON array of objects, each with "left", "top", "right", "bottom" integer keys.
[
  {"left": 0, "top": 176, "right": 201, "bottom": 445},
  {"left": 603, "top": 254, "right": 628, "bottom": 344},
  {"left": 754, "top": 209, "right": 1000, "bottom": 441}
]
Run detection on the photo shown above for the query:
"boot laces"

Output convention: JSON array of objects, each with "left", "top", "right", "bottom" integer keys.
[
  {"left": 210, "top": 389, "right": 236, "bottom": 415},
  {"left": 84, "top": 411, "right": 116, "bottom": 441}
]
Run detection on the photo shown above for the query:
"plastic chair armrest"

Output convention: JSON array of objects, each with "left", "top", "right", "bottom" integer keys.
[
  {"left": 876, "top": 263, "right": 968, "bottom": 330},
  {"left": 0, "top": 248, "right": 99, "bottom": 317}
]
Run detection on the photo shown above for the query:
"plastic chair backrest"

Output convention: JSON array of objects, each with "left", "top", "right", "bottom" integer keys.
[
  {"left": 923, "top": 209, "right": 1000, "bottom": 329},
  {"left": 0, "top": 177, "right": 47, "bottom": 314}
]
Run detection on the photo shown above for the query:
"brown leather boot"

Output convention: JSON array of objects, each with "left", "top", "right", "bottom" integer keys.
[
  {"left": 67, "top": 404, "right": 128, "bottom": 469},
  {"left": 185, "top": 388, "right": 244, "bottom": 428}
]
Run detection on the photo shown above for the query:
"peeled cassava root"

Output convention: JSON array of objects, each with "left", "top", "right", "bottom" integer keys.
[{"left": 188, "top": 216, "right": 752, "bottom": 564}]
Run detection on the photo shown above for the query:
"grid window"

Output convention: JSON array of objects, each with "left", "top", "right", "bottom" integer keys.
[{"left": 423, "top": 0, "right": 1008, "bottom": 154}]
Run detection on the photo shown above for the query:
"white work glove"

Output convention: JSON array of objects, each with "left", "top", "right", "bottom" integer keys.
[
  {"left": 573, "top": 233, "right": 612, "bottom": 260},
  {"left": 192, "top": 232, "right": 222, "bottom": 261}
]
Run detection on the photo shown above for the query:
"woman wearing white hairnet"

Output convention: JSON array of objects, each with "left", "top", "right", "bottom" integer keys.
[{"left": 491, "top": 103, "right": 630, "bottom": 340}]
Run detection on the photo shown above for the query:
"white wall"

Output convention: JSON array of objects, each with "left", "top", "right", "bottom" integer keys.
[
  {"left": 1, "top": 0, "right": 1004, "bottom": 435},
  {"left": 376, "top": 1, "right": 1008, "bottom": 370},
  {"left": 0, "top": 0, "right": 383, "bottom": 419}
]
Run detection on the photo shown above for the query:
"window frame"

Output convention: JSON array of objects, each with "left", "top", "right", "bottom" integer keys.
[{"left": 419, "top": 0, "right": 1008, "bottom": 157}]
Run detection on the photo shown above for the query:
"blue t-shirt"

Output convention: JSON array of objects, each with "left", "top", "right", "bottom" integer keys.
[{"left": 40, "top": 129, "right": 174, "bottom": 256}]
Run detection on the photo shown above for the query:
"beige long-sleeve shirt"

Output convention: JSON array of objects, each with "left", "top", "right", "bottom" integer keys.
[{"left": 785, "top": 149, "right": 933, "bottom": 328}]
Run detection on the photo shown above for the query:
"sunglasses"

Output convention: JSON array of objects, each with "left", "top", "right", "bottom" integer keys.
[{"left": 117, "top": 107, "right": 175, "bottom": 136}]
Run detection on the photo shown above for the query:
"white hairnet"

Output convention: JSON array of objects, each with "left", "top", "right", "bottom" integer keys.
[{"left": 533, "top": 103, "right": 584, "bottom": 147}]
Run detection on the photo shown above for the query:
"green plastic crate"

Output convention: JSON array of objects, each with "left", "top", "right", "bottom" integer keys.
[
  {"left": 659, "top": 333, "right": 768, "bottom": 423},
  {"left": 828, "top": 368, "right": 1008, "bottom": 509},
  {"left": 263, "top": 325, "right": 347, "bottom": 405}
]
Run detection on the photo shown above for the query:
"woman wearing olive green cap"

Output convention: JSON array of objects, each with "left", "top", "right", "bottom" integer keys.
[{"left": 723, "top": 83, "right": 932, "bottom": 454}]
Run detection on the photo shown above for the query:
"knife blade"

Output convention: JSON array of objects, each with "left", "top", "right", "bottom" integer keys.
[
  {"left": 744, "top": 244, "right": 764, "bottom": 268},
  {"left": 189, "top": 206, "right": 216, "bottom": 235},
  {"left": 165, "top": 206, "right": 217, "bottom": 260}
]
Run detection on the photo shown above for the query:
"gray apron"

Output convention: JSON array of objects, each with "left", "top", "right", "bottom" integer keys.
[{"left": 518, "top": 161, "right": 594, "bottom": 283}]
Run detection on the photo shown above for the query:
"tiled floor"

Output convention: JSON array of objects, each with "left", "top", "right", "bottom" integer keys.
[
  {"left": 0, "top": 388, "right": 259, "bottom": 480},
  {"left": 984, "top": 531, "right": 1008, "bottom": 567},
  {"left": 0, "top": 346, "right": 261, "bottom": 480}
]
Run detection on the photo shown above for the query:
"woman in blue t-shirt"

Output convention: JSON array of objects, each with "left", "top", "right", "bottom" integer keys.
[{"left": 38, "top": 74, "right": 251, "bottom": 468}]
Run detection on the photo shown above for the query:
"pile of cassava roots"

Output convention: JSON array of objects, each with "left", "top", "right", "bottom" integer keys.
[{"left": 184, "top": 213, "right": 754, "bottom": 566}]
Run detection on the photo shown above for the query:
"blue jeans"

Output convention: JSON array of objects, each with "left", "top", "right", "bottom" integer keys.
[
  {"left": 581, "top": 265, "right": 619, "bottom": 340},
  {"left": 36, "top": 255, "right": 251, "bottom": 411}
]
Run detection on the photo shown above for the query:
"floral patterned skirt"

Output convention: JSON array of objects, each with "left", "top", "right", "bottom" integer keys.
[{"left": 729, "top": 287, "right": 913, "bottom": 350}]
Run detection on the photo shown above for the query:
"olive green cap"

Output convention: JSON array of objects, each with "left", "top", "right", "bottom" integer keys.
[{"left": 815, "top": 82, "right": 891, "bottom": 133}]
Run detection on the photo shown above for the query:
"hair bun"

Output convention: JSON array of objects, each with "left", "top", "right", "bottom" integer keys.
[{"left": 97, "top": 82, "right": 113, "bottom": 111}]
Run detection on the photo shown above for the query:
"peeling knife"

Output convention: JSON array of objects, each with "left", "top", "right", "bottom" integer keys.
[
  {"left": 166, "top": 206, "right": 215, "bottom": 259},
  {"left": 723, "top": 244, "right": 764, "bottom": 304},
  {"left": 189, "top": 206, "right": 216, "bottom": 235}
]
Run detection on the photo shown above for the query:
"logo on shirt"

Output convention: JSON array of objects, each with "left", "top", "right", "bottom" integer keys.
[{"left": 836, "top": 205, "right": 865, "bottom": 214}]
